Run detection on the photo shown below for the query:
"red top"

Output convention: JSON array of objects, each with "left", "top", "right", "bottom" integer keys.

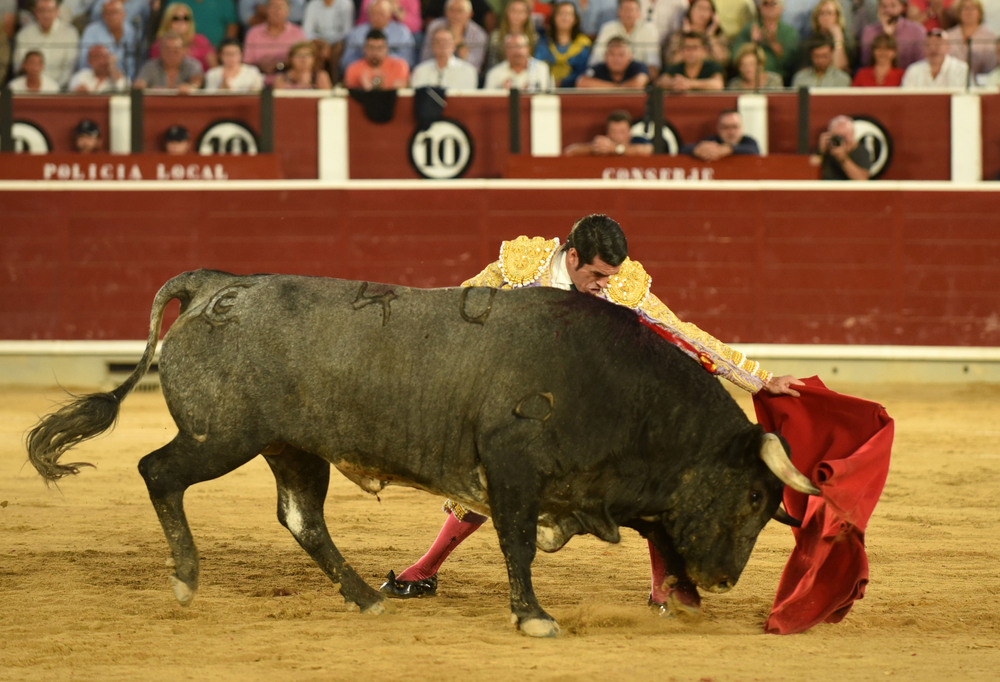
[{"left": 852, "top": 66, "right": 904, "bottom": 87}]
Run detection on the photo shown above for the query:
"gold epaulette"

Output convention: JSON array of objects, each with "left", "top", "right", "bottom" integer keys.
[
  {"left": 461, "top": 261, "right": 505, "bottom": 288},
  {"left": 498, "top": 236, "right": 560, "bottom": 288},
  {"left": 604, "top": 258, "right": 652, "bottom": 309}
]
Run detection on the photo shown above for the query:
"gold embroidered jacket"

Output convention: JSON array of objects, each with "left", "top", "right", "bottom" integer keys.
[{"left": 462, "top": 235, "right": 771, "bottom": 394}]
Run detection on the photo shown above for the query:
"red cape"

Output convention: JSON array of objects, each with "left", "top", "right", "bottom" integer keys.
[{"left": 753, "top": 377, "right": 894, "bottom": 634}]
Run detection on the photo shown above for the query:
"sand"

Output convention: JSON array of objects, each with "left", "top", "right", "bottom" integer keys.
[{"left": 2, "top": 381, "right": 998, "bottom": 681}]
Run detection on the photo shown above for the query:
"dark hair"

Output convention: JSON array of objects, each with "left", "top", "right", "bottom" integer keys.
[
  {"left": 606, "top": 109, "right": 632, "bottom": 125},
  {"left": 547, "top": 1, "right": 581, "bottom": 41},
  {"left": 718, "top": 107, "right": 739, "bottom": 120},
  {"left": 218, "top": 37, "right": 242, "bottom": 53},
  {"left": 681, "top": 31, "right": 708, "bottom": 47},
  {"left": 565, "top": 214, "right": 628, "bottom": 267},
  {"left": 807, "top": 36, "right": 835, "bottom": 55},
  {"left": 869, "top": 33, "right": 898, "bottom": 67},
  {"left": 366, "top": 28, "right": 388, "bottom": 42}
]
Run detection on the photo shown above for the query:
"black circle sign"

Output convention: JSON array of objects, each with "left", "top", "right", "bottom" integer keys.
[
  {"left": 409, "top": 119, "right": 474, "bottom": 179},
  {"left": 196, "top": 119, "right": 259, "bottom": 155}
]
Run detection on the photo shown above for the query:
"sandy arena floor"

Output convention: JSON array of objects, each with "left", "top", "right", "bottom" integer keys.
[{"left": 1, "top": 381, "right": 998, "bottom": 681}]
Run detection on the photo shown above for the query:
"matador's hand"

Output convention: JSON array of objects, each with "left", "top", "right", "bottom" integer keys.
[{"left": 763, "top": 374, "right": 804, "bottom": 397}]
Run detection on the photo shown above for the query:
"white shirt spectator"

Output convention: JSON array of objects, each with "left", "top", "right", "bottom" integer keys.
[
  {"left": 589, "top": 19, "right": 661, "bottom": 71},
  {"left": 901, "top": 54, "right": 971, "bottom": 87},
  {"left": 68, "top": 65, "right": 128, "bottom": 91},
  {"left": 411, "top": 54, "right": 479, "bottom": 89},
  {"left": 8, "top": 73, "right": 61, "bottom": 92},
  {"left": 302, "top": 0, "right": 354, "bottom": 43},
  {"left": 14, "top": 15, "right": 80, "bottom": 88},
  {"left": 203, "top": 63, "right": 265, "bottom": 91},
  {"left": 483, "top": 57, "right": 551, "bottom": 91}
]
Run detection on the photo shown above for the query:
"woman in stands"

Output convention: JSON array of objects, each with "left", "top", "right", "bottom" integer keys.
[
  {"left": 203, "top": 38, "right": 265, "bottom": 92},
  {"left": 852, "top": 32, "right": 904, "bottom": 86},
  {"left": 149, "top": 3, "right": 217, "bottom": 71},
  {"left": 273, "top": 41, "right": 334, "bottom": 89},
  {"left": 534, "top": 1, "right": 591, "bottom": 87}
]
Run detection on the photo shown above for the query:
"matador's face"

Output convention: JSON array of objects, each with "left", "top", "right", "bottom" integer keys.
[{"left": 566, "top": 248, "right": 621, "bottom": 296}]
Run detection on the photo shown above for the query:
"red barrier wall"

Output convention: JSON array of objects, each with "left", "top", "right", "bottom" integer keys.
[{"left": 3, "top": 185, "right": 997, "bottom": 346}]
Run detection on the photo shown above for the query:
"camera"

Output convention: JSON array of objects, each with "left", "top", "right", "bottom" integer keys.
[{"left": 830, "top": 134, "right": 845, "bottom": 148}]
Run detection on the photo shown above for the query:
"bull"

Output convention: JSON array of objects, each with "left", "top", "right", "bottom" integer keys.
[{"left": 27, "top": 270, "right": 818, "bottom": 637}]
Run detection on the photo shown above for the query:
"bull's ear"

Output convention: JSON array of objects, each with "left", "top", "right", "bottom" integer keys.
[{"left": 772, "top": 505, "right": 803, "bottom": 527}]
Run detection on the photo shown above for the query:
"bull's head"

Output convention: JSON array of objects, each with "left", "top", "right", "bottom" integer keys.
[{"left": 652, "top": 430, "right": 818, "bottom": 595}]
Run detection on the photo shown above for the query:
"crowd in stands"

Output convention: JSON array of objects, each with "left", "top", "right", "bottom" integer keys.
[{"left": 2, "top": 0, "right": 1000, "bottom": 93}]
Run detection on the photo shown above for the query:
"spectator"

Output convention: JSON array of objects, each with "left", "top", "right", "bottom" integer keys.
[
  {"left": 807, "top": 0, "right": 854, "bottom": 73},
  {"left": 69, "top": 43, "right": 129, "bottom": 91},
  {"left": 170, "top": 0, "right": 239, "bottom": 48},
  {"left": 713, "top": 0, "right": 757, "bottom": 40},
  {"left": 906, "top": 0, "right": 955, "bottom": 31},
  {"left": 13, "top": 0, "right": 79, "bottom": 89},
  {"left": 579, "top": 0, "right": 619, "bottom": 37},
  {"left": 575, "top": 34, "right": 650, "bottom": 87},
  {"left": 944, "top": 0, "right": 997, "bottom": 76},
  {"left": 655, "top": 30, "right": 725, "bottom": 90},
  {"left": 7, "top": 50, "right": 61, "bottom": 92},
  {"left": 79, "top": 0, "right": 141, "bottom": 80},
  {"left": 74, "top": 119, "right": 102, "bottom": 153},
  {"left": 342, "top": 0, "right": 417, "bottom": 70},
  {"left": 85, "top": 0, "right": 151, "bottom": 30},
  {"left": 343, "top": 27, "right": 410, "bottom": 88},
  {"left": 420, "top": 0, "right": 488, "bottom": 71},
  {"left": 681, "top": 108, "right": 760, "bottom": 160},
  {"left": 149, "top": 3, "right": 217, "bottom": 71},
  {"left": 982, "top": 36, "right": 1000, "bottom": 84},
  {"left": 563, "top": 109, "right": 653, "bottom": 156},
  {"left": 791, "top": 37, "right": 853, "bottom": 86},
  {"left": 204, "top": 38, "right": 264, "bottom": 91},
  {"left": 421, "top": 0, "right": 496, "bottom": 33},
  {"left": 482, "top": 30, "right": 552, "bottom": 89},
  {"left": 133, "top": 30, "right": 204, "bottom": 92},
  {"left": 648, "top": 0, "right": 691, "bottom": 45},
  {"left": 240, "top": 0, "right": 306, "bottom": 29},
  {"left": 273, "top": 40, "right": 334, "bottom": 87},
  {"left": 164, "top": 124, "right": 192, "bottom": 154},
  {"left": 302, "top": 0, "right": 355, "bottom": 85},
  {"left": 664, "top": 0, "right": 730, "bottom": 71},
  {"left": 901, "top": 26, "right": 971, "bottom": 84},
  {"left": 486, "top": 0, "right": 536, "bottom": 70},
  {"left": 244, "top": 0, "right": 309, "bottom": 77},
  {"left": 410, "top": 25, "right": 480, "bottom": 88},
  {"left": 811, "top": 114, "right": 871, "bottom": 180},
  {"left": 852, "top": 31, "right": 904, "bottom": 84},
  {"left": 731, "top": 0, "right": 801, "bottom": 84},
  {"left": 589, "top": 0, "right": 662, "bottom": 77},
  {"left": 860, "top": 0, "right": 927, "bottom": 69},
  {"left": 534, "top": 0, "right": 592, "bottom": 86},
  {"left": 357, "top": 0, "right": 422, "bottom": 37},
  {"left": 727, "top": 42, "right": 784, "bottom": 88}
]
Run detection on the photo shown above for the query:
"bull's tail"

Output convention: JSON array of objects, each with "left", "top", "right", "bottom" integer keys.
[{"left": 26, "top": 272, "right": 201, "bottom": 483}]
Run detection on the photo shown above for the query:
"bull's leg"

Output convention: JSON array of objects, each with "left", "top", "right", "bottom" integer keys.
[
  {"left": 481, "top": 453, "right": 559, "bottom": 638},
  {"left": 263, "top": 447, "right": 384, "bottom": 614},
  {"left": 137, "top": 434, "right": 259, "bottom": 605},
  {"left": 646, "top": 527, "right": 702, "bottom": 617}
]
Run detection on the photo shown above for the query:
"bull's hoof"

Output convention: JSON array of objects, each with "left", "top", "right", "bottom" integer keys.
[
  {"left": 361, "top": 599, "right": 388, "bottom": 616},
  {"left": 512, "top": 614, "right": 561, "bottom": 638},
  {"left": 649, "top": 588, "right": 702, "bottom": 618},
  {"left": 169, "top": 576, "right": 195, "bottom": 606}
]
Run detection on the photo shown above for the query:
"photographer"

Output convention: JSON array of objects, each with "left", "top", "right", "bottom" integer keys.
[{"left": 811, "top": 115, "right": 872, "bottom": 181}]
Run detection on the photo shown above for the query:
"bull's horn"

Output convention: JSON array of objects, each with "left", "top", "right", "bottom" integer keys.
[
  {"left": 760, "top": 433, "right": 821, "bottom": 495},
  {"left": 772, "top": 505, "right": 803, "bottom": 527}
]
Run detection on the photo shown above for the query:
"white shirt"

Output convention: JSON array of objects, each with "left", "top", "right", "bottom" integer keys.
[
  {"left": 14, "top": 17, "right": 80, "bottom": 88},
  {"left": 68, "top": 67, "right": 128, "bottom": 92},
  {"left": 411, "top": 55, "right": 479, "bottom": 90},
  {"left": 302, "top": 0, "right": 354, "bottom": 44},
  {"left": 589, "top": 19, "right": 662, "bottom": 70},
  {"left": 483, "top": 59, "right": 552, "bottom": 92},
  {"left": 901, "top": 55, "right": 971, "bottom": 89},
  {"left": 203, "top": 64, "right": 265, "bottom": 92},
  {"left": 7, "top": 74, "right": 61, "bottom": 93}
]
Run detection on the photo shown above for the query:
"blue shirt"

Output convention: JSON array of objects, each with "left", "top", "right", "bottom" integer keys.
[{"left": 79, "top": 20, "right": 140, "bottom": 79}]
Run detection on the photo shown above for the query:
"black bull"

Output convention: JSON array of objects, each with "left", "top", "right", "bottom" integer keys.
[{"left": 27, "top": 270, "right": 817, "bottom": 637}]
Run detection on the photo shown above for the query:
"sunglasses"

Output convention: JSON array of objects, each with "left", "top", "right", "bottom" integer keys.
[{"left": 172, "top": 15, "right": 191, "bottom": 21}]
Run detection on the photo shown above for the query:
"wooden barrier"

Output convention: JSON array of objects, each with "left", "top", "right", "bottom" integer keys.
[{"left": 503, "top": 154, "right": 818, "bottom": 180}]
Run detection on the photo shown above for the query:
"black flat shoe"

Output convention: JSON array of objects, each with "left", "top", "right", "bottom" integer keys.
[{"left": 379, "top": 570, "right": 438, "bottom": 598}]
